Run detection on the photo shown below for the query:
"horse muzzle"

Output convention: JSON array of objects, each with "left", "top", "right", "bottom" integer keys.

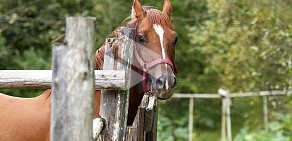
[{"left": 153, "top": 75, "right": 177, "bottom": 100}]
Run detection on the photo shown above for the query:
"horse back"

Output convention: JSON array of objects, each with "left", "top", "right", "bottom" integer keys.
[{"left": 0, "top": 91, "right": 51, "bottom": 141}]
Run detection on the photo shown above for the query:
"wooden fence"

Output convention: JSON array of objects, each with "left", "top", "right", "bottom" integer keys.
[
  {"left": 0, "top": 17, "right": 158, "bottom": 141},
  {"left": 174, "top": 89, "right": 292, "bottom": 141},
  {"left": 126, "top": 95, "right": 158, "bottom": 141},
  {"left": 0, "top": 70, "right": 125, "bottom": 89}
]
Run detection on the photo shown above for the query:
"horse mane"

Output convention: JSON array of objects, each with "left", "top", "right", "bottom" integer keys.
[{"left": 95, "top": 46, "right": 105, "bottom": 69}]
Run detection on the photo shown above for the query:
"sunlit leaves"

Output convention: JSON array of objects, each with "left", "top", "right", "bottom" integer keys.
[{"left": 189, "top": 0, "right": 292, "bottom": 92}]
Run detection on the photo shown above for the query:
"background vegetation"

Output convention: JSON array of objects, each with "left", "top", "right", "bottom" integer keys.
[{"left": 0, "top": 0, "right": 291, "bottom": 140}]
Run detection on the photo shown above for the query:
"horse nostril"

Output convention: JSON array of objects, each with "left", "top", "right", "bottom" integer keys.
[
  {"left": 167, "top": 76, "right": 177, "bottom": 89},
  {"left": 156, "top": 76, "right": 177, "bottom": 90},
  {"left": 156, "top": 77, "right": 165, "bottom": 89},
  {"left": 172, "top": 77, "right": 177, "bottom": 88}
]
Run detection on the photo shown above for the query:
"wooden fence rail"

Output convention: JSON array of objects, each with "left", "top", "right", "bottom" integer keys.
[
  {"left": 0, "top": 70, "right": 125, "bottom": 89},
  {"left": 174, "top": 89, "right": 291, "bottom": 99},
  {"left": 173, "top": 89, "right": 292, "bottom": 141},
  {"left": 0, "top": 17, "right": 157, "bottom": 141}
]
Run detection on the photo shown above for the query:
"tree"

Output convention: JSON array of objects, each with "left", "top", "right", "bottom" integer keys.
[
  {"left": 1, "top": 0, "right": 291, "bottom": 140},
  {"left": 189, "top": 0, "right": 291, "bottom": 92}
]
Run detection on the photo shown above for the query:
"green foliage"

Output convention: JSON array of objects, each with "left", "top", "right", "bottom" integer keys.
[
  {"left": 234, "top": 128, "right": 291, "bottom": 141},
  {"left": 158, "top": 99, "right": 190, "bottom": 141},
  {"left": 234, "top": 117, "right": 292, "bottom": 141},
  {"left": 0, "top": 0, "right": 291, "bottom": 140},
  {"left": 0, "top": 0, "right": 131, "bottom": 96},
  {"left": 189, "top": 0, "right": 292, "bottom": 92},
  {"left": 0, "top": 33, "right": 9, "bottom": 68},
  {"left": 234, "top": 96, "right": 292, "bottom": 141}
]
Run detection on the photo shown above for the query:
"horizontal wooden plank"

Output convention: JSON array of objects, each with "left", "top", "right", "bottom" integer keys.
[
  {"left": 174, "top": 89, "right": 292, "bottom": 99},
  {"left": 173, "top": 93, "right": 221, "bottom": 99},
  {"left": 0, "top": 70, "right": 125, "bottom": 89},
  {"left": 229, "top": 90, "right": 292, "bottom": 97}
]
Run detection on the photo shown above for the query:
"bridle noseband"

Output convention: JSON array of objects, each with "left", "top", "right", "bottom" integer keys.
[
  {"left": 133, "top": 42, "right": 178, "bottom": 95},
  {"left": 125, "top": 21, "right": 178, "bottom": 95}
]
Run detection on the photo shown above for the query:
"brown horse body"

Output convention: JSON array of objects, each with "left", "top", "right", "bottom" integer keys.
[
  {"left": 0, "top": 0, "right": 177, "bottom": 141},
  {"left": 0, "top": 90, "right": 51, "bottom": 141}
]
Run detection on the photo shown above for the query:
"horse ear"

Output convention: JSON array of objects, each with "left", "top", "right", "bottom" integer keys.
[
  {"left": 162, "top": 0, "right": 173, "bottom": 17},
  {"left": 133, "top": 0, "right": 146, "bottom": 20}
]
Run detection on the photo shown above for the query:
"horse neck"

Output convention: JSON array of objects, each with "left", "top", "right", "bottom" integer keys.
[
  {"left": 130, "top": 54, "right": 145, "bottom": 93},
  {"left": 95, "top": 20, "right": 144, "bottom": 94}
]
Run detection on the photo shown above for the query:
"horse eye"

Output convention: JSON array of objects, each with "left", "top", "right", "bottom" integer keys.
[{"left": 137, "top": 35, "right": 146, "bottom": 44}]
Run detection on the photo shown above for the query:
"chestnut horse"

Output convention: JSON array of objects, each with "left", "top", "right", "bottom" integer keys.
[{"left": 0, "top": 0, "right": 178, "bottom": 141}]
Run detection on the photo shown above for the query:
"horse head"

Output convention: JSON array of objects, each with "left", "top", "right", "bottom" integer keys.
[{"left": 130, "top": 0, "right": 178, "bottom": 100}]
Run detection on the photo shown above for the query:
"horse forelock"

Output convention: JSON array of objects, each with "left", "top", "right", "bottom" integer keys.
[
  {"left": 129, "top": 8, "right": 172, "bottom": 29},
  {"left": 146, "top": 9, "right": 172, "bottom": 28}
]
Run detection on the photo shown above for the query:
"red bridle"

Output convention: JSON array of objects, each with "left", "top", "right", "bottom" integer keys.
[
  {"left": 126, "top": 22, "right": 178, "bottom": 95},
  {"left": 133, "top": 47, "right": 177, "bottom": 95}
]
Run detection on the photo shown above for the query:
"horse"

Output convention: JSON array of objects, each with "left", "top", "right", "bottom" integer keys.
[{"left": 0, "top": 0, "right": 178, "bottom": 141}]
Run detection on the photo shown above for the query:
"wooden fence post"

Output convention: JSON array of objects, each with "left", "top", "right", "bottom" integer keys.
[
  {"left": 50, "top": 17, "right": 96, "bottom": 141},
  {"left": 188, "top": 98, "right": 194, "bottom": 141},
  {"left": 99, "top": 28, "right": 134, "bottom": 141},
  {"left": 263, "top": 96, "right": 268, "bottom": 131},
  {"left": 226, "top": 94, "right": 232, "bottom": 141},
  {"left": 219, "top": 88, "right": 232, "bottom": 141},
  {"left": 221, "top": 97, "right": 226, "bottom": 141},
  {"left": 141, "top": 95, "right": 158, "bottom": 141}
]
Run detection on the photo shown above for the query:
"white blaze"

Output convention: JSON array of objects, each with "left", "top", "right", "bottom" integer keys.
[
  {"left": 153, "top": 24, "right": 169, "bottom": 89},
  {"left": 153, "top": 24, "right": 166, "bottom": 59}
]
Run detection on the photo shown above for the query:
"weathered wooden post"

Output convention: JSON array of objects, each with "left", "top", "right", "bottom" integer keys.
[
  {"left": 221, "top": 96, "right": 226, "bottom": 141},
  {"left": 143, "top": 96, "right": 158, "bottom": 141},
  {"left": 50, "top": 17, "right": 96, "bottom": 141},
  {"left": 188, "top": 98, "right": 194, "bottom": 141},
  {"left": 127, "top": 105, "right": 146, "bottom": 141},
  {"left": 219, "top": 88, "right": 232, "bottom": 141},
  {"left": 263, "top": 95, "right": 268, "bottom": 131},
  {"left": 99, "top": 28, "right": 134, "bottom": 141},
  {"left": 225, "top": 93, "right": 232, "bottom": 141}
]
